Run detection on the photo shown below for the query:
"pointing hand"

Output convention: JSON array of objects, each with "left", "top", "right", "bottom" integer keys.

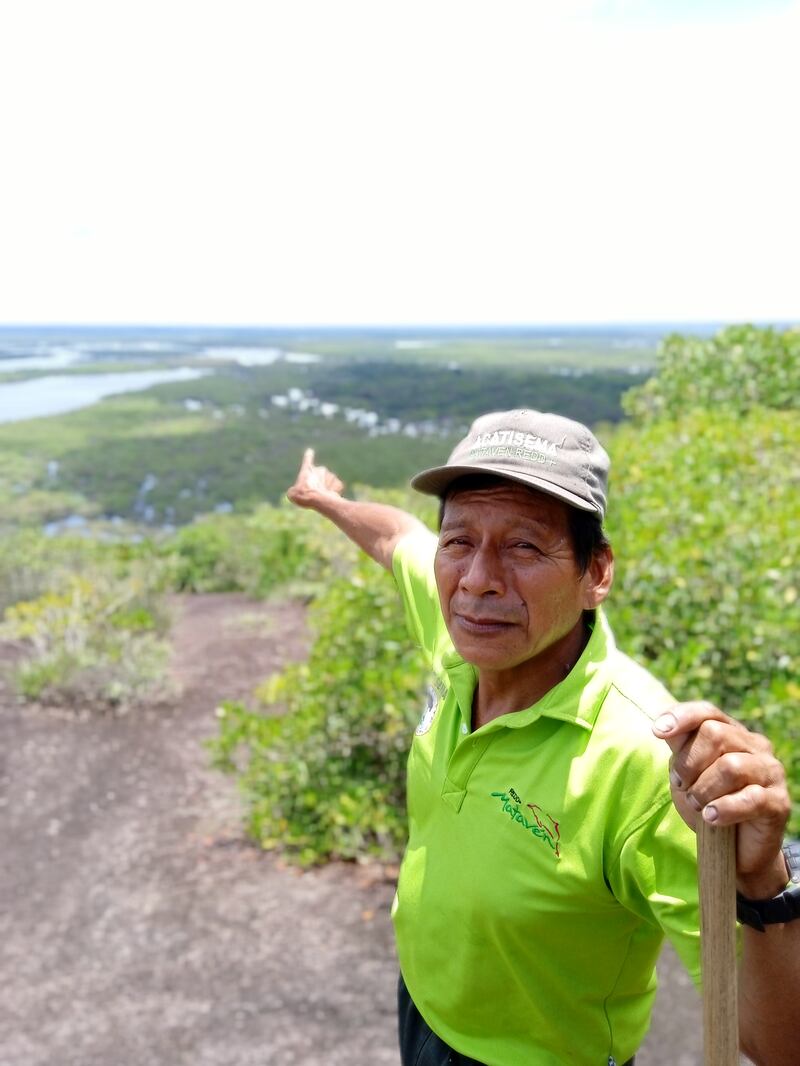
[{"left": 286, "top": 448, "right": 345, "bottom": 509}]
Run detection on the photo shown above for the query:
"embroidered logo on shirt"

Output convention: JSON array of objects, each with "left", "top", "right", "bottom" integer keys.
[{"left": 491, "top": 790, "right": 561, "bottom": 858}]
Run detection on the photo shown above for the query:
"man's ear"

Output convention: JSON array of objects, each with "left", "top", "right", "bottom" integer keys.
[{"left": 581, "top": 545, "right": 614, "bottom": 609}]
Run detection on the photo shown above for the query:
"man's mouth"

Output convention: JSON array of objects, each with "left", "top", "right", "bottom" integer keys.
[{"left": 454, "top": 613, "right": 516, "bottom": 634}]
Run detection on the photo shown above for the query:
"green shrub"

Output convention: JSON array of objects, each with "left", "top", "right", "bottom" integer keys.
[
  {"left": 624, "top": 324, "right": 800, "bottom": 422},
  {"left": 0, "top": 528, "right": 112, "bottom": 614},
  {"left": 161, "top": 502, "right": 352, "bottom": 597},
  {"left": 209, "top": 552, "right": 426, "bottom": 864},
  {"left": 1, "top": 563, "right": 172, "bottom": 711},
  {"left": 208, "top": 490, "right": 436, "bottom": 864},
  {"left": 606, "top": 408, "right": 800, "bottom": 830}
]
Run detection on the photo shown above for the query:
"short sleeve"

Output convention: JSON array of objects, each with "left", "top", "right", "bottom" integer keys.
[
  {"left": 391, "top": 527, "right": 449, "bottom": 665},
  {"left": 608, "top": 796, "right": 704, "bottom": 987}
]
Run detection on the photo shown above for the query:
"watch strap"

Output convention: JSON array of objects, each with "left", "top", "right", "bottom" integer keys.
[{"left": 736, "top": 839, "right": 800, "bottom": 932}]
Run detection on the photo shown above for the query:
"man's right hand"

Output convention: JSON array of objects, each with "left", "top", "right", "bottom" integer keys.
[
  {"left": 284, "top": 447, "right": 424, "bottom": 571},
  {"left": 286, "top": 448, "right": 345, "bottom": 510}
]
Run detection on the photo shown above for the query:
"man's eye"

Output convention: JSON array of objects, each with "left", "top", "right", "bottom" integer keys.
[{"left": 513, "top": 541, "right": 541, "bottom": 552}]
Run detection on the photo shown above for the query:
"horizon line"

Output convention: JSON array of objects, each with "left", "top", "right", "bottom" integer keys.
[{"left": 1, "top": 318, "right": 797, "bottom": 331}]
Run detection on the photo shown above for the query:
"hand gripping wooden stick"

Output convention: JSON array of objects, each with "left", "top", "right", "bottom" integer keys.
[{"left": 698, "top": 820, "right": 739, "bottom": 1066}]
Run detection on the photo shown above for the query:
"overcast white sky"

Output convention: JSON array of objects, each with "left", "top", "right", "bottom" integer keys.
[{"left": 0, "top": 0, "right": 797, "bottom": 326}]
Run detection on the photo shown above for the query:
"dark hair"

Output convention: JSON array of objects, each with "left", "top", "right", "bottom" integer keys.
[
  {"left": 438, "top": 474, "right": 610, "bottom": 575},
  {"left": 566, "top": 505, "right": 610, "bottom": 575}
]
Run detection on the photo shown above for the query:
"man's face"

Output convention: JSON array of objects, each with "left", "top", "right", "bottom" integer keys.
[{"left": 434, "top": 482, "right": 607, "bottom": 677}]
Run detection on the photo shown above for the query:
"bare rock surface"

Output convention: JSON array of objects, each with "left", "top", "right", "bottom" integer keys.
[{"left": 0, "top": 593, "right": 711, "bottom": 1065}]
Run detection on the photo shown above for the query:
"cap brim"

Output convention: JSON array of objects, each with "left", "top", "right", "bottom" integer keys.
[{"left": 410, "top": 464, "right": 599, "bottom": 514}]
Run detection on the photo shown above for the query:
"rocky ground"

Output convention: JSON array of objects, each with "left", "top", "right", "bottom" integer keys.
[{"left": 0, "top": 593, "right": 718, "bottom": 1065}]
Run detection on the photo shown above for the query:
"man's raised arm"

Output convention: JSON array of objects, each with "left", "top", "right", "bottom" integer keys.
[{"left": 286, "top": 448, "right": 428, "bottom": 572}]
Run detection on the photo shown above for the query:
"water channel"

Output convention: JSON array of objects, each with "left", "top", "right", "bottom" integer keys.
[{"left": 0, "top": 368, "right": 211, "bottom": 424}]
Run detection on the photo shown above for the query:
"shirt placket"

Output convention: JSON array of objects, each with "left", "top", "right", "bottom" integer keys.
[{"left": 440, "top": 659, "right": 497, "bottom": 812}]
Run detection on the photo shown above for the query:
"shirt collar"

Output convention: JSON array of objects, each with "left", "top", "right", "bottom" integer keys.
[{"left": 441, "top": 608, "right": 615, "bottom": 733}]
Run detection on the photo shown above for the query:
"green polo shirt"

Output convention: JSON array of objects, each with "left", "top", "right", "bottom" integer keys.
[{"left": 391, "top": 528, "right": 702, "bottom": 1066}]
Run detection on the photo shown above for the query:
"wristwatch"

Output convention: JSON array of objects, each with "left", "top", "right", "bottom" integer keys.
[{"left": 736, "top": 839, "right": 800, "bottom": 932}]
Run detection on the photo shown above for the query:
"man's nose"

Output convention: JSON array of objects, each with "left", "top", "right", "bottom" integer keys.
[{"left": 458, "top": 547, "right": 505, "bottom": 596}]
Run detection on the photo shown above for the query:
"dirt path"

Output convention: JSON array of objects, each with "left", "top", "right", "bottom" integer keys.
[{"left": 0, "top": 593, "right": 708, "bottom": 1065}]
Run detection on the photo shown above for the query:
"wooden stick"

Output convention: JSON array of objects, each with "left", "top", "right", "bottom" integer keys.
[{"left": 697, "top": 820, "right": 739, "bottom": 1066}]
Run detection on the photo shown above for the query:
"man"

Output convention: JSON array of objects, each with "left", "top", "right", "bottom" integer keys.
[{"left": 287, "top": 409, "right": 797, "bottom": 1066}]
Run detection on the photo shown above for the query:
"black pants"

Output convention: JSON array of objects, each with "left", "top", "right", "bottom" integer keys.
[
  {"left": 398, "top": 974, "right": 484, "bottom": 1066},
  {"left": 398, "top": 973, "right": 635, "bottom": 1066}
]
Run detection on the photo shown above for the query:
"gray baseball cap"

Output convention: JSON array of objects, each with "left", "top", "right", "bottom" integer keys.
[{"left": 410, "top": 409, "right": 609, "bottom": 519}]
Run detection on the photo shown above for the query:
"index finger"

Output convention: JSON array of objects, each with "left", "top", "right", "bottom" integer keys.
[
  {"left": 651, "top": 700, "right": 732, "bottom": 754},
  {"left": 299, "top": 447, "right": 315, "bottom": 474}
]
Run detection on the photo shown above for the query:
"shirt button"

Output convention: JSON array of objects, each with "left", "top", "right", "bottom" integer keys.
[{"left": 460, "top": 723, "right": 468, "bottom": 734}]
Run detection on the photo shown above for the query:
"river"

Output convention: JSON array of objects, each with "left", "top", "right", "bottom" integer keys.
[{"left": 0, "top": 367, "right": 211, "bottom": 425}]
